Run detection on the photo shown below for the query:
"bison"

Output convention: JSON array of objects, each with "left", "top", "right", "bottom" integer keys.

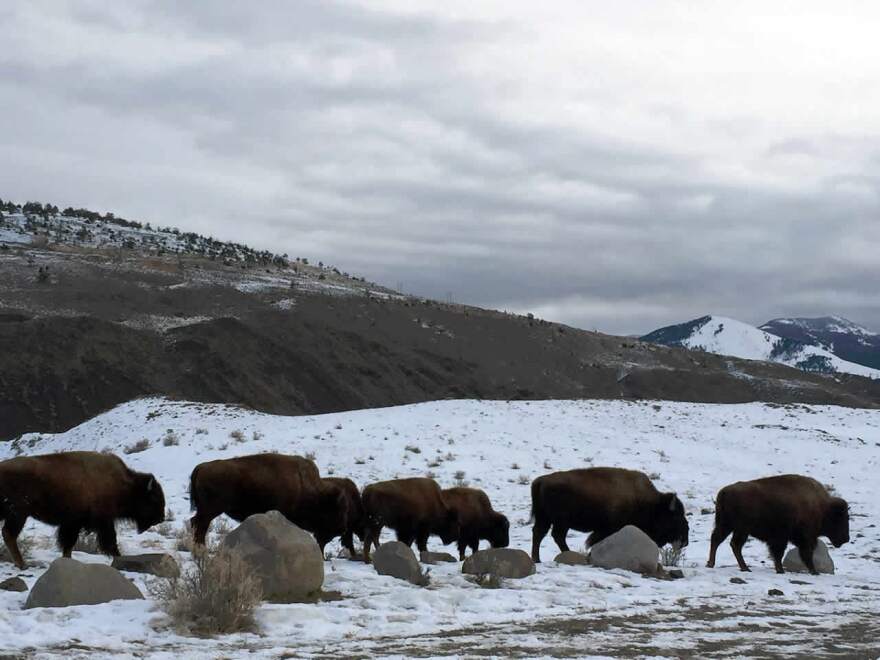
[
  {"left": 530, "top": 467, "right": 689, "bottom": 562},
  {"left": 189, "top": 453, "right": 347, "bottom": 552},
  {"left": 321, "top": 476, "right": 366, "bottom": 556},
  {"left": 0, "top": 451, "right": 165, "bottom": 569},
  {"left": 442, "top": 487, "right": 510, "bottom": 560},
  {"left": 361, "top": 477, "right": 459, "bottom": 562},
  {"left": 706, "top": 474, "right": 850, "bottom": 574}
]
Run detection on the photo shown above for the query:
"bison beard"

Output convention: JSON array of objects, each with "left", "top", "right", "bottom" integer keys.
[
  {"left": 322, "top": 476, "right": 366, "bottom": 556},
  {"left": 706, "top": 474, "right": 851, "bottom": 575},
  {"left": 529, "top": 467, "right": 689, "bottom": 563},
  {"left": 0, "top": 451, "right": 165, "bottom": 569},
  {"left": 362, "top": 478, "right": 460, "bottom": 563},
  {"left": 189, "top": 454, "right": 348, "bottom": 553},
  {"left": 442, "top": 487, "right": 510, "bottom": 560}
]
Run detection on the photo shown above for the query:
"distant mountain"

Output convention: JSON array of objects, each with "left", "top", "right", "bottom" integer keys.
[
  {"left": 761, "top": 316, "right": 880, "bottom": 371},
  {"left": 641, "top": 315, "right": 880, "bottom": 379}
]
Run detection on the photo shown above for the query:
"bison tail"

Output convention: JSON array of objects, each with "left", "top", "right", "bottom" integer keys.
[
  {"left": 188, "top": 466, "right": 200, "bottom": 512},
  {"left": 529, "top": 477, "right": 541, "bottom": 524}
]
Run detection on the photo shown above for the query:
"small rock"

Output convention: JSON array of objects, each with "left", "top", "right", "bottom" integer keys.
[
  {"left": 374, "top": 542, "right": 427, "bottom": 585},
  {"left": 667, "top": 569, "right": 685, "bottom": 580},
  {"left": 462, "top": 548, "right": 535, "bottom": 579},
  {"left": 589, "top": 526, "right": 660, "bottom": 575},
  {"left": 0, "top": 577, "right": 27, "bottom": 592},
  {"left": 554, "top": 551, "right": 589, "bottom": 566},
  {"left": 700, "top": 508, "right": 714, "bottom": 515},
  {"left": 222, "top": 510, "right": 324, "bottom": 602},
  {"left": 25, "top": 558, "right": 143, "bottom": 608},
  {"left": 730, "top": 577, "right": 747, "bottom": 584},
  {"left": 111, "top": 553, "right": 180, "bottom": 578},
  {"left": 768, "top": 588, "right": 784, "bottom": 596},
  {"left": 789, "top": 579, "right": 810, "bottom": 585},
  {"left": 420, "top": 551, "right": 457, "bottom": 565},
  {"left": 782, "top": 541, "right": 834, "bottom": 575}
]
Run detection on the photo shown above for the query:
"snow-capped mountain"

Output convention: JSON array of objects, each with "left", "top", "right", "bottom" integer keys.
[
  {"left": 761, "top": 316, "right": 880, "bottom": 371},
  {"left": 641, "top": 315, "right": 880, "bottom": 379}
]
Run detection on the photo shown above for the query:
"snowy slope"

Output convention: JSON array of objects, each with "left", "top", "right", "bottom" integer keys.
[
  {"left": 643, "top": 315, "right": 880, "bottom": 379},
  {"left": 763, "top": 316, "right": 880, "bottom": 371},
  {"left": 0, "top": 397, "right": 878, "bottom": 658}
]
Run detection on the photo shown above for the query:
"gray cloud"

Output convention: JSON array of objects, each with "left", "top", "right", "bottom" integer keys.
[{"left": 2, "top": 1, "right": 879, "bottom": 335}]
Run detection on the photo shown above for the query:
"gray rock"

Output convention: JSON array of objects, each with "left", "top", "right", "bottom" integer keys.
[
  {"left": 768, "top": 588, "right": 784, "bottom": 596},
  {"left": 222, "top": 510, "right": 324, "bottom": 602},
  {"left": 730, "top": 576, "right": 747, "bottom": 584},
  {"left": 554, "top": 551, "right": 589, "bottom": 566},
  {"left": 589, "top": 525, "right": 660, "bottom": 575},
  {"left": 462, "top": 548, "right": 536, "bottom": 579},
  {"left": 782, "top": 541, "right": 834, "bottom": 575},
  {"left": 374, "top": 542, "right": 427, "bottom": 585},
  {"left": 111, "top": 553, "right": 180, "bottom": 578},
  {"left": 420, "top": 551, "right": 457, "bottom": 565},
  {"left": 0, "top": 576, "right": 27, "bottom": 592},
  {"left": 24, "top": 558, "right": 143, "bottom": 608},
  {"left": 667, "top": 569, "right": 685, "bottom": 580}
]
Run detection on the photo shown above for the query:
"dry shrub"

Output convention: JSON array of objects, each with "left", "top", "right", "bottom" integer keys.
[
  {"left": 73, "top": 532, "right": 100, "bottom": 554},
  {"left": 660, "top": 544, "right": 685, "bottom": 567},
  {"left": 150, "top": 546, "right": 262, "bottom": 636},
  {"left": 124, "top": 438, "right": 151, "bottom": 454}
]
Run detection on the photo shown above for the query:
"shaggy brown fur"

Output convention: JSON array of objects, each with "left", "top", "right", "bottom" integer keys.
[
  {"left": 321, "top": 476, "right": 366, "bottom": 556},
  {"left": 189, "top": 453, "right": 346, "bottom": 551},
  {"left": 706, "top": 474, "right": 850, "bottom": 574},
  {"left": 530, "top": 467, "right": 689, "bottom": 562},
  {"left": 0, "top": 451, "right": 165, "bottom": 568},
  {"left": 442, "top": 487, "right": 509, "bottom": 560},
  {"left": 361, "top": 477, "right": 459, "bottom": 562}
]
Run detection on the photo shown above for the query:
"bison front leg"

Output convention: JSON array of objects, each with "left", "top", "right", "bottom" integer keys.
[
  {"left": 531, "top": 519, "right": 551, "bottom": 563},
  {"left": 2, "top": 516, "right": 27, "bottom": 569},
  {"left": 58, "top": 523, "right": 83, "bottom": 558},
  {"left": 795, "top": 538, "right": 819, "bottom": 575},
  {"left": 730, "top": 531, "right": 751, "bottom": 572},
  {"left": 96, "top": 522, "right": 121, "bottom": 557}
]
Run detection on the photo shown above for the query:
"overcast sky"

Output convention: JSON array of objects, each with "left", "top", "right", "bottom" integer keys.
[{"left": 2, "top": 1, "right": 879, "bottom": 335}]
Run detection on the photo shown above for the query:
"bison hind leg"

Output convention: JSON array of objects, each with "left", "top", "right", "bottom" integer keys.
[
  {"left": 190, "top": 511, "right": 216, "bottom": 547},
  {"left": 767, "top": 538, "right": 788, "bottom": 574},
  {"left": 531, "top": 518, "right": 551, "bottom": 563},
  {"left": 706, "top": 525, "right": 731, "bottom": 568},
  {"left": 2, "top": 516, "right": 27, "bottom": 569},
  {"left": 730, "top": 531, "right": 751, "bottom": 572}
]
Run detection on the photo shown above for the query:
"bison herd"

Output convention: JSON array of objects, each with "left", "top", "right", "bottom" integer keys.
[{"left": 0, "top": 450, "right": 851, "bottom": 578}]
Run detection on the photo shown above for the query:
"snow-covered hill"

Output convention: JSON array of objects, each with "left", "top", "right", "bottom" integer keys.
[
  {"left": 762, "top": 316, "right": 880, "bottom": 371},
  {"left": 0, "top": 397, "right": 878, "bottom": 658},
  {"left": 642, "top": 315, "right": 880, "bottom": 379}
]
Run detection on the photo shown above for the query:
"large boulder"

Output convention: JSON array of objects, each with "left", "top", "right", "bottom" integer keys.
[
  {"left": 782, "top": 541, "right": 834, "bottom": 575},
  {"left": 24, "top": 558, "right": 143, "bottom": 609},
  {"left": 221, "top": 510, "right": 324, "bottom": 602},
  {"left": 373, "top": 542, "right": 427, "bottom": 585},
  {"left": 554, "top": 551, "right": 589, "bottom": 566},
  {"left": 420, "top": 550, "right": 458, "bottom": 565},
  {"left": 462, "top": 548, "right": 535, "bottom": 579},
  {"left": 589, "top": 525, "right": 660, "bottom": 575},
  {"left": 111, "top": 553, "right": 180, "bottom": 578}
]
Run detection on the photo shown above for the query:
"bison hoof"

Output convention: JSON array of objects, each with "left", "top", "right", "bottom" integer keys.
[{"left": 705, "top": 561, "right": 715, "bottom": 568}]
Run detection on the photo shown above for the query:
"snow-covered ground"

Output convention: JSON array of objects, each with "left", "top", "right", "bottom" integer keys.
[{"left": 1, "top": 398, "right": 879, "bottom": 658}]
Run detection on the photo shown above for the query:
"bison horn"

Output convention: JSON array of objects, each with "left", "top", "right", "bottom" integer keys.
[
  {"left": 669, "top": 495, "right": 677, "bottom": 512},
  {"left": 147, "top": 476, "right": 155, "bottom": 491}
]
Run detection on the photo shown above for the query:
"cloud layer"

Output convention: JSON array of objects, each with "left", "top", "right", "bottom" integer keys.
[{"left": 3, "top": 1, "right": 879, "bottom": 334}]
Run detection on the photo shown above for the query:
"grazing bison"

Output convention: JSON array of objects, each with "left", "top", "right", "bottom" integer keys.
[
  {"left": 442, "top": 487, "right": 510, "bottom": 560},
  {"left": 530, "top": 467, "right": 689, "bottom": 563},
  {"left": 0, "top": 451, "right": 165, "bottom": 569},
  {"left": 362, "top": 477, "right": 459, "bottom": 562},
  {"left": 321, "top": 477, "right": 366, "bottom": 556},
  {"left": 706, "top": 474, "right": 850, "bottom": 574},
  {"left": 189, "top": 454, "right": 347, "bottom": 551}
]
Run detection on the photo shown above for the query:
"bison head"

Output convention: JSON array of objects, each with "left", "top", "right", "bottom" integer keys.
[
  {"left": 823, "top": 497, "right": 850, "bottom": 548},
  {"left": 437, "top": 507, "right": 460, "bottom": 545},
  {"left": 133, "top": 473, "right": 166, "bottom": 533},
  {"left": 652, "top": 492, "right": 689, "bottom": 548},
  {"left": 488, "top": 512, "right": 510, "bottom": 549}
]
